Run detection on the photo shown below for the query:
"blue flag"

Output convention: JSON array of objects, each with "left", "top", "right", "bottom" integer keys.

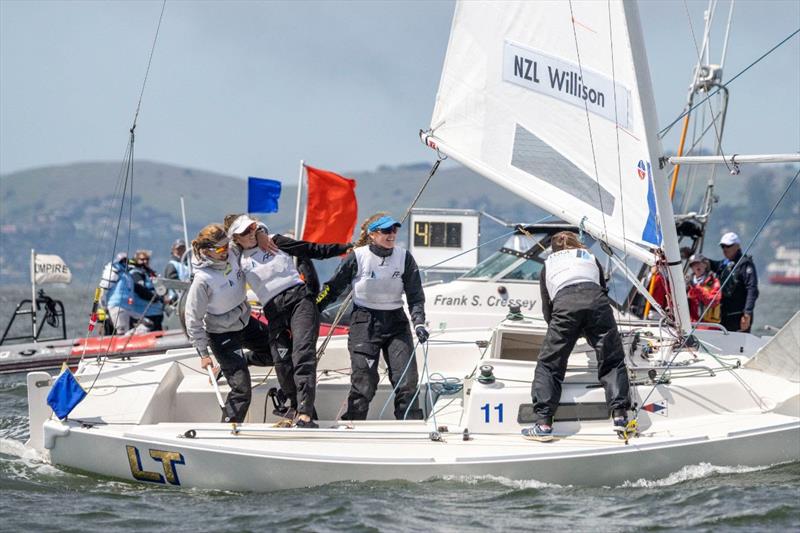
[
  {"left": 248, "top": 177, "right": 282, "bottom": 213},
  {"left": 46, "top": 367, "right": 87, "bottom": 419}
]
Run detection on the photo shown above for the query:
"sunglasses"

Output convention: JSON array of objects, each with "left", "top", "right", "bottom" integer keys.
[
  {"left": 236, "top": 223, "right": 257, "bottom": 237},
  {"left": 720, "top": 244, "right": 734, "bottom": 249},
  {"left": 206, "top": 243, "right": 229, "bottom": 254},
  {"left": 377, "top": 226, "right": 398, "bottom": 235},
  {"left": 136, "top": 256, "right": 150, "bottom": 262}
]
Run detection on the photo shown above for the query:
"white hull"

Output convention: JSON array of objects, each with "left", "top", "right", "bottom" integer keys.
[
  {"left": 25, "top": 313, "right": 800, "bottom": 491},
  {"left": 39, "top": 418, "right": 800, "bottom": 491}
]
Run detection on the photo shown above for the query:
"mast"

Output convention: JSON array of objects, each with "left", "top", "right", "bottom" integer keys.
[{"left": 622, "top": 1, "right": 692, "bottom": 333}]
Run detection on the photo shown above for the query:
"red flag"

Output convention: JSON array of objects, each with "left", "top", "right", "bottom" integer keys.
[{"left": 301, "top": 165, "right": 358, "bottom": 243}]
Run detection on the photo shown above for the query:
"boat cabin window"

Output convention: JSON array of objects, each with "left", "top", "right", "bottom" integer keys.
[
  {"left": 500, "top": 258, "right": 544, "bottom": 281},
  {"left": 461, "top": 233, "right": 546, "bottom": 281}
]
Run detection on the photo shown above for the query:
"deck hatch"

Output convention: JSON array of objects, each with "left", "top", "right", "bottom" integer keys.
[{"left": 517, "top": 402, "right": 609, "bottom": 423}]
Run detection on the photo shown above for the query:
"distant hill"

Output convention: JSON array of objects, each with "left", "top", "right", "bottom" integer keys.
[{"left": 1, "top": 159, "right": 797, "bottom": 286}]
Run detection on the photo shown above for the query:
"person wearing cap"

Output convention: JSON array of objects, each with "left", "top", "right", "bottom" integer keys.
[
  {"left": 316, "top": 212, "right": 428, "bottom": 421},
  {"left": 164, "top": 239, "right": 190, "bottom": 282},
  {"left": 520, "top": 231, "right": 630, "bottom": 442},
  {"left": 184, "top": 223, "right": 272, "bottom": 424},
  {"left": 225, "top": 213, "right": 352, "bottom": 428},
  {"left": 686, "top": 254, "right": 721, "bottom": 323},
  {"left": 709, "top": 232, "right": 759, "bottom": 332}
]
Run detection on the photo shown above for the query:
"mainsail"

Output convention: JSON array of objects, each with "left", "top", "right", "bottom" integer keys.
[
  {"left": 427, "top": 0, "right": 670, "bottom": 263},
  {"left": 425, "top": 0, "right": 691, "bottom": 328}
]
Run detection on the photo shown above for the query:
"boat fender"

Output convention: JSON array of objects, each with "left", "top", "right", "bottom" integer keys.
[
  {"left": 43, "top": 419, "right": 70, "bottom": 450},
  {"left": 477, "top": 364, "right": 495, "bottom": 384},
  {"left": 462, "top": 428, "right": 471, "bottom": 441}
]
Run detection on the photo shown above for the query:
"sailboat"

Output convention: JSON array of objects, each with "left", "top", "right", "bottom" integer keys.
[{"left": 22, "top": 0, "right": 799, "bottom": 491}]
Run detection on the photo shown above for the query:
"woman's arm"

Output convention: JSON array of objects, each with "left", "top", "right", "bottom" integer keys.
[
  {"left": 539, "top": 266, "right": 552, "bottom": 323},
  {"left": 184, "top": 277, "right": 211, "bottom": 356},
  {"left": 316, "top": 253, "right": 358, "bottom": 309},
  {"left": 272, "top": 234, "right": 352, "bottom": 259},
  {"left": 402, "top": 252, "right": 426, "bottom": 326}
]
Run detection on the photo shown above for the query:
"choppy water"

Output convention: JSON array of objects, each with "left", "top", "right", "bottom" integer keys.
[{"left": 1, "top": 285, "right": 799, "bottom": 531}]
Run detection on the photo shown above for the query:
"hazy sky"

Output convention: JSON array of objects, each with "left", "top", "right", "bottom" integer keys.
[{"left": 1, "top": 0, "right": 798, "bottom": 183}]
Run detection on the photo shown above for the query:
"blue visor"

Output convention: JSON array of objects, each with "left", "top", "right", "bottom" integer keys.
[{"left": 368, "top": 216, "right": 401, "bottom": 232}]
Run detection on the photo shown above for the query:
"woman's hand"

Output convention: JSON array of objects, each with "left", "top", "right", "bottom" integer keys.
[
  {"left": 200, "top": 355, "right": 214, "bottom": 369},
  {"left": 256, "top": 231, "right": 280, "bottom": 254}
]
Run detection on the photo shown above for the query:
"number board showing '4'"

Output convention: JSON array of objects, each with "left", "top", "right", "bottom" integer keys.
[{"left": 408, "top": 209, "right": 480, "bottom": 271}]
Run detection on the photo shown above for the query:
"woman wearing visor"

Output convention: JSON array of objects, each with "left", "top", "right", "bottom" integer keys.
[
  {"left": 317, "top": 213, "right": 428, "bottom": 421},
  {"left": 226, "top": 214, "right": 352, "bottom": 428},
  {"left": 183, "top": 224, "right": 272, "bottom": 424}
]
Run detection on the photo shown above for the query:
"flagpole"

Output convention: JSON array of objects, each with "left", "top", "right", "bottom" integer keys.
[
  {"left": 180, "top": 196, "right": 191, "bottom": 275},
  {"left": 294, "top": 159, "right": 305, "bottom": 238},
  {"left": 30, "top": 248, "right": 38, "bottom": 341}
]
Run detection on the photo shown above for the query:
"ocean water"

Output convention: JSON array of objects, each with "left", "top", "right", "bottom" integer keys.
[{"left": 0, "top": 285, "right": 798, "bottom": 531}]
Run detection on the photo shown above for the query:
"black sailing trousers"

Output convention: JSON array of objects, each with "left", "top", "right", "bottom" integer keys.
[
  {"left": 532, "top": 283, "right": 630, "bottom": 425},
  {"left": 207, "top": 317, "right": 272, "bottom": 423},
  {"left": 263, "top": 284, "right": 320, "bottom": 417},
  {"left": 342, "top": 307, "right": 424, "bottom": 420}
]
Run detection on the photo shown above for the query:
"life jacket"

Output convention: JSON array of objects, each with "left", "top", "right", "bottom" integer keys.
[
  {"left": 130, "top": 266, "right": 164, "bottom": 316},
  {"left": 688, "top": 273, "right": 722, "bottom": 323},
  {"left": 240, "top": 245, "right": 304, "bottom": 305},
  {"left": 352, "top": 246, "right": 406, "bottom": 310},
  {"left": 192, "top": 256, "right": 248, "bottom": 316},
  {"left": 168, "top": 258, "right": 190, "bottom": 281},
  {"left": 106, "top": 264, "right": 134, "bottom": 310},
  {"left": 544, "top": 248, "right": 600, "bottom": 299}
]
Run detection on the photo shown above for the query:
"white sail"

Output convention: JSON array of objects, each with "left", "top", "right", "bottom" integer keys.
[{"left": 427, "top": 0, "right": 668, "bottom": 264}]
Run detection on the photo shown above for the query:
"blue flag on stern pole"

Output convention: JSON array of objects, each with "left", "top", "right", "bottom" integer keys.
[
  {"left": 46, "top": 365, "right": 87, "bottom": 419},
  {"left": 248, "top": 177, "right": 282, "bottom": 213}
]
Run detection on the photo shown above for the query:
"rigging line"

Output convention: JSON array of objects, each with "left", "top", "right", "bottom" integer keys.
[
  {"left": 658, "top": 27, "right": 800, "bottom": 138},
  {"left": 682, "top": 0, "right": 733, "bottom": 175},
  {"left": 131, "top": 0, "right": 167, "bottom": 131},
  {"left": 605, "top": 0, "right": 629, "bottom": 321},
  {"left": 400, "top": 158, "right": 442, "bottom": 224},
  {"left": 568, "top": 1, "right": 622, "bottom": 319},
  {"left": 421, "top": 229, "right": 517, "bottom": 272},
  {"left": 568, "top": 1, "right": 609, "bottom": 247},
  {"left": 634, "top": 166, "right": 800, "bottom": 417}
]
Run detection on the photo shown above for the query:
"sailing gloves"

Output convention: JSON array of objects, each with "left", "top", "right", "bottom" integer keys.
[{"left": 415, "top": 325, "right": 429, "bottom": 344}]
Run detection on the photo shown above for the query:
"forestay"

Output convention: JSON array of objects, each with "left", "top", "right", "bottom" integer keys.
[{"left": 426, "top": 0, "right": 672, "bottom": 265}]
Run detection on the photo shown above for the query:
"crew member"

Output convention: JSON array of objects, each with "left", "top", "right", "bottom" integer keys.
[
  {"left": 317, "top": 213, "right": 428, "bottom": 421},
  {"left": 522, "top": 231, "right": 630, "bottom": 442},
  {"left": 686, "top": 254, "right": 721, "bottom": 323},
  {"left": 710, "top": 232, "right": 759, "bottom": 333},
  {"left": 99, "top": 252, "right": 132, "bottom": 334},
  {"left": 184, "top": 224, "right": 272, "bottom": 424},
  {"left": 129, "top": 250, "right": 165, "bottom": 331},
  {"left": 226, "top": 214, "right": 351, "bottom": 428},
  {"left": 164, "top": 239, "right": 190, "bottom": 281}
]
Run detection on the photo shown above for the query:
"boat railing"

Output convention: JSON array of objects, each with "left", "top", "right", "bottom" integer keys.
[{"left": 0, "top": 290, "right": 67, "bottom": 345}]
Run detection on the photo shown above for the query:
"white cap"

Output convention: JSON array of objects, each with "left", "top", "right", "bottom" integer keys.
[
  {"left": 228, "top": 215, "right": 258, "bottom": 237},
  {"left": 719, "top": 232, "right": 740, "bottom": 246}
]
